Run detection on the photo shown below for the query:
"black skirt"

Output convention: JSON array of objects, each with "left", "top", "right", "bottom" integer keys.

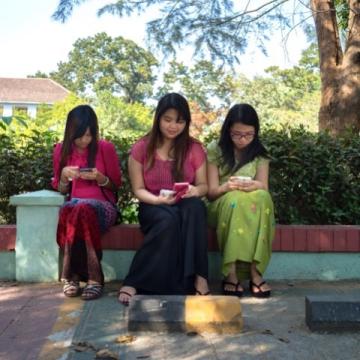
[{"left": 123, "top": 197, "right": 208, "bottom": 295}]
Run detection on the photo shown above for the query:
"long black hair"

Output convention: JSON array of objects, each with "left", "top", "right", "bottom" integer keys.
[
  {"left": 218, "top": 103, "right": 269, "bottom": 174},
  {"left": 146, "top": 92, "right": 192, "bottom": 181},
  {"left": 58, "top": 104, "right": 99, "bottom": 179}
]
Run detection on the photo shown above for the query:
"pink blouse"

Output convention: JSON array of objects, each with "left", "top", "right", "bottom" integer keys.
[
  {"left": 52, "top": 140, "right": 122, "bottom": 203},
  {"left": 130, "top": 137, "right": 206, "bottom": 195}
]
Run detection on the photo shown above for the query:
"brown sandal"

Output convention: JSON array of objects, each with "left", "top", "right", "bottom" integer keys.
[
  {"left": 63, "top": 280, "right": 81, "bottom": 297},
  {"left": 81, "top": 284, "right": 103, "bottom": 300}
]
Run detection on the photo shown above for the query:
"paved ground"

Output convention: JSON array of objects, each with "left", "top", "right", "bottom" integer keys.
[{"left": 1, "top": 280, "right": 360, "bottom": 360}]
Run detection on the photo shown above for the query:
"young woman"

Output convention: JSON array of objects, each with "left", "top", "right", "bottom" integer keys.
[
  {"left": 207, "top": 103, "right": 275, "bottom": 298},
  {"left": 118, "top": 93, "right": 209, "bottom": 305},
  {"left": 52, "top": 104, "right": 121, "bottom": 300}
]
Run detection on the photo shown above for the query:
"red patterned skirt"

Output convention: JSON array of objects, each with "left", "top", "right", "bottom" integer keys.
[{"left": 57, "top": 198, "right": 117, "bottom": 284}]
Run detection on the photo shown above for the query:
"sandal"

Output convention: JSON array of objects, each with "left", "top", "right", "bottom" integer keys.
[
  {"left": 81, "top": 284, "right": 103, "bottom": 300},
  {"left": 249, "top": 280, "right": 271, "bottom": 298},
  {"left": 195, "top": 289, "right": 211, "bottom": 296},
  {"left": 222, "top": 280, "right": 243, "bottom": 297},
  {"left": 63, "top": 280, "right": 81, "bottom": 297},
  {"left": 118, "top": 286, "right": 136, "bottom": 306}
]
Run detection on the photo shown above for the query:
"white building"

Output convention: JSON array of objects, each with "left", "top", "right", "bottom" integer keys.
[{"left": 0, "top": 77, "right": 69, "bottom": 118}]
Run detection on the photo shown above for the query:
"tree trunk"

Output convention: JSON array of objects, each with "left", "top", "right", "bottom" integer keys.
[{"left": 311, "top": 0, "right": 360, "bottom": 135}]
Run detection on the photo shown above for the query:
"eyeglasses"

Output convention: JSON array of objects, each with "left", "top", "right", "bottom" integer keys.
[{"left": 230, "top": 131, "right": 255, "bottom": 140}]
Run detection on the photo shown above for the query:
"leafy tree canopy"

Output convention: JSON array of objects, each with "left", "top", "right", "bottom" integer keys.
[
  {"left": 53, "top": 0, "right": 295, "bottom": 65},
  {"left": 158, "top": 60, "right": 237, "bottom": 112},
  {"left": 50, "top": 32, "right": 158, "bottom": 103}
]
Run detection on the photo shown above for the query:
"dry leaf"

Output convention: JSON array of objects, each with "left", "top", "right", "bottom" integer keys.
[
  {"left": 115, "top": 334, "right": 136, "bottom": 344},
  {"left": 261, "top": 329, "right": 274, "bottom": 335},
  {"left": 95, "top": 348, "right": 119, "bottom": 359},
  {"left": 278, "top": 337, "right": 290, "bottom": 343},
  {"left": 72, "top": 341, "right": 97, "bottom": 352}
]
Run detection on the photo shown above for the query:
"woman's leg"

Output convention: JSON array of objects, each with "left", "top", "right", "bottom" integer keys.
[
  {"left": 119, "top": 203, "right": 184, "bottom": 301},
  {"left": 250, "top": 262, "right": 271, "bottom": 295},
  {"left": 222, "top": 262, "right": 244, "bottom": 294},
  {"left": 178, "top": 197, "right": 209, "bottom": 294}
]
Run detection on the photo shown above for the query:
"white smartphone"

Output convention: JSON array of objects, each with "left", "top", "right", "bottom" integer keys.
[
  {"left": 159, "top": 189, "right": 176, "bottom": 197},
  {"left": 234, "top": 176, "right": 252, "bottom": 182}
]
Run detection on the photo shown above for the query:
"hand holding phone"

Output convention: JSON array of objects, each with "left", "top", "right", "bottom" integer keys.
[
  {"left": 79, "top": 167, "right": 93, "bottom": 173},
  {"left": 159, "top": 189, "right": 176, "bottom": 198},
  {"left": 173, "top": 182, "right": 189, "bottom": 202}
]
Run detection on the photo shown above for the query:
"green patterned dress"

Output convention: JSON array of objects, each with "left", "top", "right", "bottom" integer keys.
[{"left": 207, "top": 140, "right": 275, "bottom": 280}]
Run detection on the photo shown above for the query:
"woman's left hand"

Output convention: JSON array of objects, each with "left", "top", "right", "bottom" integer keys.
[
  {"left": 181, "top": 184, "right": 200, "bottom": 198},
  {"left": 235, "top": 180, "right": 263, "bottom": 192}
]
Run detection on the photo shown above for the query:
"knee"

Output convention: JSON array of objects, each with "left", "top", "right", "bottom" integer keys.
[
  {"left": 181, "top": 197, "right": 206, "bottom": 214},
  {"left": 253, "top": 189, "right": 272, "bottom": 202}
]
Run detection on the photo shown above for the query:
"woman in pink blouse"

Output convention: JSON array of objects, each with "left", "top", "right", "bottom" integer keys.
[
  {"left": 52, "top": 105, "right": 121, "bottom": 300},
  {"left": 118, "top": 93, "right": 210, "bottom": 305}
]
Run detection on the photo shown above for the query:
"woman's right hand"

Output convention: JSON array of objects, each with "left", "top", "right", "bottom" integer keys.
[
  {"left": 61, "top": 166, "right": 80, "bottom": 182},
  {"left": 220, "top": 179, "right": 237, "bottom": 193},
  {"left": 156, "top": 194, "right": 177, "bottom": 205}
]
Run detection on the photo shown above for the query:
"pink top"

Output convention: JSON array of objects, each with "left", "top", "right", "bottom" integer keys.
[
  {"left": 130, "top": 137, "right": 206, "bottom": 195},
  {"left": 52, "top": 140, "right": 122, "bottom": 203}
]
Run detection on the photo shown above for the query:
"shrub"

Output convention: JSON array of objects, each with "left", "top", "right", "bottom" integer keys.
[{"left": 0, "top": 125, "right": 359, "bottom": 225}]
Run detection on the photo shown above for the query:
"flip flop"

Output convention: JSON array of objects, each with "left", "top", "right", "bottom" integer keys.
[
  {"left": 249, "top": 280, "right": 271, "bottom": 298},
  {"left": 222, "top": 280, "right": 243, "bottom": 297},
  {"left": 195, "top": 289, "right": 211, "bottom": 296},
  {"left": 118, "top": 289, "right": 135, "bottom": 306}
]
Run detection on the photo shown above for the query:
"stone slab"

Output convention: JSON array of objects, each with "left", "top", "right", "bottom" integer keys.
[
  {"left": 305, "top": 295, "right": 360, "bottom": 332},
  {"left": 128, "top": 295, "right": 242, "bottom": 334}
]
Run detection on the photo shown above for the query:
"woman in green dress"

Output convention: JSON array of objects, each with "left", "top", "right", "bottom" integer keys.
[{"left": 207, "top": 103, "right": 275, "bottom": 298}]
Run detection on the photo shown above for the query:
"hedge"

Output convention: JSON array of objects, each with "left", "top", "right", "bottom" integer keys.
[{"left": 0, "top": 127, "right": 359, "bottom": 225}]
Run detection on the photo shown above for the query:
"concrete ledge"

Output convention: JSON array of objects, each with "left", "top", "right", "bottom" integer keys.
[
  {"left": 128, "top": 295, "right": 242, "bottom": 334},
  {"left": 306, "top": 295, "right": 360, "bottom": 332}
]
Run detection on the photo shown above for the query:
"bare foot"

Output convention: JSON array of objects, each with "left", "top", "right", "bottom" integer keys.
[
  {"left": 223, "top": 273, "right": 244, "bottom": 293},
  {"left": 250, "top": 267, "right": 271, "bottom": 294},
  {"left": 118, "top": 286, "right": 136, "bottom": 305},
  {"left": 194, "top": 275, "right": 210, "bottom": 295}
]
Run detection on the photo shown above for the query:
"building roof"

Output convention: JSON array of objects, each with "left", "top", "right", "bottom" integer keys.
[{"left": 0, "top": 77, "right": 69, "bottom": 104}]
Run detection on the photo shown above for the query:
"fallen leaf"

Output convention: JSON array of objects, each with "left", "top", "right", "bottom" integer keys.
[
  {"left": 278, "top": 337, "right": 290, "bottom": 343},
  {"left": 115, "top": 334, "right": 136, "bottom": 344},
  {"left": 95, "top": 348, "right": 119, "bottom": 359},
  {"left": 72, "top": 341, "right": 97, "bottom": 352},
  {"left": 261, "top": 329, "right": 274, "bottom": 335}
]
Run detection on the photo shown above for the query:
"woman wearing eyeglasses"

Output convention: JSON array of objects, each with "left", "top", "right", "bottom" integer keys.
[{"left": 207, "top": 103, "right": 275, "bottom": 298}]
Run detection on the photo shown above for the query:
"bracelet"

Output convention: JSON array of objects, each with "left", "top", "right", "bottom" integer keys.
[
  {"left": 59, "top": 179, "right": 70, "bottom": 187},
  {"left": 98, "top": 176, "right": 109, "bottom": 187}
]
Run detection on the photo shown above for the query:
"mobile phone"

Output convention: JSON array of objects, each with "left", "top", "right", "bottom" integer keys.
[
  {"left": 173, "top": 182, "right": 189, "bottom": 202},
  {"left": 234, "top": 176, "right": 252, "bottom": 182},
  {"left": 79, "top": 167, "right": 93, "bottom": 173},
  {"left": 160, "top": 189, "right": 176, "bottom": 197}
]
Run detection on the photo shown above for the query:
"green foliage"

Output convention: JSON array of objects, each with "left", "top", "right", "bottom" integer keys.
[
  {"left": 158, "top": 60, "right": 237, "bottom": 112},
  {"left": 1, "top": 120, "right": 359, "bottom": 225},
  {"left": 96, "top": 91, "right": 153, "bottom": 137},
  {"left": 234, "top": 45, "right": 321, "bottom": 132},
  {"left": 50, "top": 32, "right": 158, "bottom": 103},
  {"left": 0, "top": 127, "right": 58, "bottom": 224},
  {"left": 262, "top": 127, "right": 360, "bottom": 224}
]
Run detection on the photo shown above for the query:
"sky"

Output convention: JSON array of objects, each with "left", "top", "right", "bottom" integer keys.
[{"left": 0, "top": 0, "right": 310, "bottom": 79}]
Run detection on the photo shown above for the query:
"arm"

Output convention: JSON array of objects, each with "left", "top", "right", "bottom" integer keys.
[
  {"left": 128, "top": 155, "right": 176, "bottom": 205},
  {"left": 51, "top": 143, "right": 79, "bottom": 195},
  {"left": 207, "top": 162, "right": 233, "bottom": 201}
]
